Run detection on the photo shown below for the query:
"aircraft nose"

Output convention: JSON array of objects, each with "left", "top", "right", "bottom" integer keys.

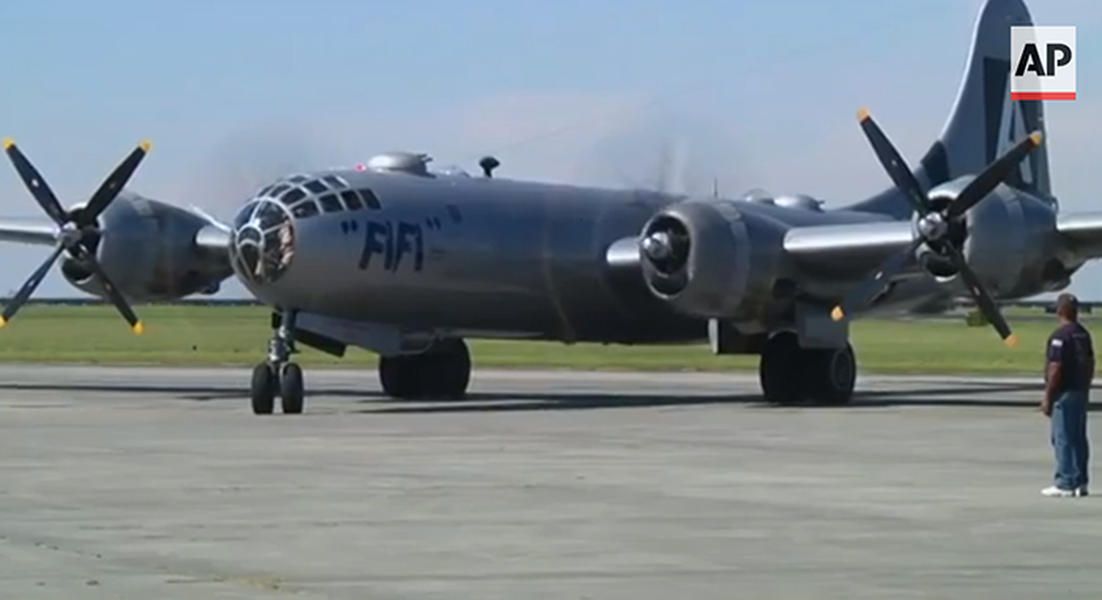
[{"left": 229, "top": 199, "right": 296, "bottom": 285}]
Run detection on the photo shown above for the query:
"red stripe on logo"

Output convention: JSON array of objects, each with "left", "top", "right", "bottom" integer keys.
[{"left": 1011, "top": 92, "right": 1077, "bottom": 101}]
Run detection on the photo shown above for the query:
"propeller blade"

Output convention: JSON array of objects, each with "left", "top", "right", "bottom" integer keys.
[
  {"left": 2, "top": 138, "right": 68, "bottom": 225},
  {"left": 857, "top": 108, "right": 929, "bottom": 216},
  {"left": 946, "top": 246, "right": 1017, "bottom": 347},
  {"left": 1, "top": 244, "right": 65, "bottom": 326},
  {"left": 947, "top": 131, "right": 1043, "bottom": 219},
  {"left": 831, "top": 238, "right": 924, "bottom": 322},
  {"left": 73, "top": 246, "right": 143, "bottom": 334},
  {"left": 79, "top": 141, "right": 151, "bottom": 226}
]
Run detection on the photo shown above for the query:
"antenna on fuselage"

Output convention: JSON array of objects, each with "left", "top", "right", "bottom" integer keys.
[{"left": 479, "top": 156, "right": 500, "bottom": 178}]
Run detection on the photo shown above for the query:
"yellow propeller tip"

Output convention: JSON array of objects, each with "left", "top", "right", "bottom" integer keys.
[
  {"left": 139, "top": 139, "right": 153, "bottom": 152},
  {"left": 856, "top": 107, "right": 871, "bottom": 122},
  {"left": 0, "top": 316, "right": 7, "bottom": 328},
  {"left": 1029, "top": 131, "right": 1043, "bottom": 146},
  {"left": 1005, "top": 334, "right": 1020, "bottom": 348},
  {"left": 132, "top": 322, "right": 144, "bottom": 335},
  {"left": 2, "top": 137, "right": 14, "bottom": 150},
  {"left": 831, "top": 306, "right": 846, "bottom": 322}
]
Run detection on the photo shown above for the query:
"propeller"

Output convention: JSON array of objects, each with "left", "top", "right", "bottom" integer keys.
[
  {"left": 830, "top": 109, "right": 1044, "bottom": 348},
  {"left": 0, "top": 138, "right": 150, "bottom": 333}
]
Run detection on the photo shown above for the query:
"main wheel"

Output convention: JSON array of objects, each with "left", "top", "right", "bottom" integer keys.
[
  {"left": 251, "top": 363, "right": 276, "bottom": 415},
  {"left": 759, "top": 332, "right": 803, "bottom": 405},
  {"left": 280, "top": 362, "right": 305, "bottom": 414},
  {"left": 804, "top": 344, "right": 856, "bottom": 406},
  {"left": 379, "top": 355, "right": 419, "bottom": 399},
  {"left": 429, "top": 339, "right": 471, "bottom": 399}
]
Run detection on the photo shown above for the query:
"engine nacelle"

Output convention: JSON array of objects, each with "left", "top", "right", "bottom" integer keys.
[
  {"left": 61, "top": 194, "right": 232, "bottom": 301},
  {"left": 963, "top": 187, "right": 1065, "bottom": 298},
  {"left": 639, "top": 200, "right": 778, "bottom": 319}
]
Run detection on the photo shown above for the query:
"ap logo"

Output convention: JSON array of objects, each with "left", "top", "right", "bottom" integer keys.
[{"left": 1011, "top": 26, "right": 1076, "bottom": 100}]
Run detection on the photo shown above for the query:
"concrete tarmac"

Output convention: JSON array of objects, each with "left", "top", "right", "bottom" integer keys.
[{"left": 0, "top": 365, "right": 1099, "bottom": 599}]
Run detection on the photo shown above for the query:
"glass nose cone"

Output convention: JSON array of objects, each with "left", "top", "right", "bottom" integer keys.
[{"left": 231, "top": 199, "right": 295, "bottom": 284}]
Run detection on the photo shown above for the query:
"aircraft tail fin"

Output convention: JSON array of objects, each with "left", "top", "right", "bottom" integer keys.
[{"left": 849, "top": 0, "right": 1051, "bottom": 218}]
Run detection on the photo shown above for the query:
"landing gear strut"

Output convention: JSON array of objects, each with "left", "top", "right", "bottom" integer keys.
[
  {"left": 251, "top": 310, "right": 305, "bottom": 415},
  {"left": 759, "top": 331, "right": 855, "bottom": 406},
  {"left": 379, "top": 338, "right": 471, "bottom": 399}
]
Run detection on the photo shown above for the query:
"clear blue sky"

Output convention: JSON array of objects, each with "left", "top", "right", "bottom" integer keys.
[{"left": 0, "top": 0, "right": 1099, "bottom": 297}]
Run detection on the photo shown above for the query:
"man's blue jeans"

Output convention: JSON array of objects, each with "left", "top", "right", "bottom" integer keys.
[{"left": 1052, "top": 390, "right": 1090, "bottom": 490}]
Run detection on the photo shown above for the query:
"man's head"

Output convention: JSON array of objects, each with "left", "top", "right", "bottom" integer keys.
[{"left": 1056, "top": 293, "right": 1080, "bottom": 322}]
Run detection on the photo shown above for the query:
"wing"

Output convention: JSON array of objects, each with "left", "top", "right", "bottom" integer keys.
[
  {"left": 0, "top": 218, "right": 57, "bottom": 246},
  {"left": 783, "top": 221, "right": 914, "bottom": 276},
  {"left": 1057, "top": 212, "right": 1102, "bottom": 260}
]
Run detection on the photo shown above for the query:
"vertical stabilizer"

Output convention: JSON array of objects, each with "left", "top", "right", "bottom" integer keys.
[{"left": 850, "top": 0, "right": 1050, "bottom": 217}]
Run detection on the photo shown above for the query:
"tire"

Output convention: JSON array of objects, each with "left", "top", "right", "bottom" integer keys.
[
  {"left": 251, "top": 363, "right": 276, "bottom": 415},
  {"left": 441, "top": 340, "right": 471, "bottom": 399},
  {"left": 379, "top": 356, "right": 416, "bottom": 398},
  {"left": 380, "top": 340, "right": 471, "bottom": 400},
  {"left": 759, "top": 332, "right": 803, "bottom": 405},
  {"left": 280, "top": 362, "right": 305, "bottom": 414},
  {"left": 804, "top": 344, "right": 856, "bottom": 406}
]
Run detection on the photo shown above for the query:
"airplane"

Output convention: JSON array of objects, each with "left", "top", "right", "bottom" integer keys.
[{"left": 0, "top": 0, "right": 1098, "bottom": 415}]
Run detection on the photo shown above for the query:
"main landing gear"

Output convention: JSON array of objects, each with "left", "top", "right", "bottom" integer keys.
[
  {"left": 251, "top": 310, "right": 305, "bottom": 415},
  {"left": 759, "top": 331, "right": 856, "bottom": 406},
  {"left": 379, "top": 338, "right": 471, "bottom": 399}
]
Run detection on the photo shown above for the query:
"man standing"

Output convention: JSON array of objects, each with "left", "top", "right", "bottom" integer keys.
[{"left": 1042, "top": 293, "right": 1095, "bottom": 497}]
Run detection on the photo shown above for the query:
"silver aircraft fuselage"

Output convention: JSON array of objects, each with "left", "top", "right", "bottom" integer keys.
[{"left": 228, "top": 165, "right": 921, "bottom": 344}]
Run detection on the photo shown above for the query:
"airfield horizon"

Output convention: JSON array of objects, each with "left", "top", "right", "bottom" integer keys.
[{"left": 0, "top": 304, "right": 1074, "bottom": 375}]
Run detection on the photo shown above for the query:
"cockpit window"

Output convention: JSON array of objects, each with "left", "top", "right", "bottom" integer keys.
[
  {"left": 231, "top": 199, "right": 295, "bottom": 285},
  {"left": 318, "top": 193, "right": 343, "bottom": 213},
  {"left": 340, "top": 190, "right": 363, "bottom": 210},
  {"left": 288, "top": 175, "right": 309, "bottom": 184},
  {"left": 255, "top": 201, "right": 285, "bottom": 229},
  {"left": 281, "top": 188, "right": 306, "bottom": 206},
  {"left": 305, "top": 180, "right": 328, "bottom": 194},
  {"left": 359, "top": 189, "right": 382, "bottom": 210},
  {"left": 269, "top": 184, "right": 290, "bottom": 198},
  {"left": 257, "top": 185, "right": 274, "bottom": 197},
  {"left": 291, "top": 201, "right": 319, "bottom": 219},
  {"left": 323, "top": 175, "right": 348, "bottom": 189},
  {"left": 233, "top": 202, "right": 257, "bottom": 228}
]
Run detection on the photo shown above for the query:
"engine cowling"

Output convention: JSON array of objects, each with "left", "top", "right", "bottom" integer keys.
[
  {"left": 962, "top": 186, "right": 1066, "bottom": 298},
  {"left": 61, "top": 194, "right": 232, "bottom": 301},
  {"left": 639, "top": 200, "right": 776, "bottom": 319}
]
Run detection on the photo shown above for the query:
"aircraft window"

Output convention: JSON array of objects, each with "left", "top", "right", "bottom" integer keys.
[
  {"left": 305, "top": 180, "right": 329, "bottom": 194},
  {"left": 238, "top": 228, "right": 261, "bottom": 244},
  {"left": 255, "top": 202, "right": 286, "bottom": 229},
  {"left": 288, "top": 175, "right": 309, "bottom": 184},
  {"left": 323, "top": 175, "right": 348, "bottom": 189},
  {"left": 291, "top": 200, "right": 319, "bottom": 219},
  {"left": 257, "top": 185, "right": 274, "bottom": 197},
  {"left": 233, "top": 202, "right": 257, "bottom": 228},
  {"left": 281, "top": 188, "right": 306, "bottom": 205},
  {"left": 359, "top": 189, "right": 382, "bottom": 209},
  {"left": 318, "top": 193, "right": 343, "bottom": 213},
  {"left": 269, "top": 184, "right": 290, "bottom": 198},
  {"left": 340, "top": 190, "right": 363, "bottom": 210}
]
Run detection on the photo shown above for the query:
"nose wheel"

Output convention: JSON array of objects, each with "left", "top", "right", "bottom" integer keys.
[{"left": 251, "top": 310, "right": 306, "bottom": 415}]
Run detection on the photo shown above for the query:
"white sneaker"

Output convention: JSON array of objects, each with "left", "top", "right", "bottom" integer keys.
[
  {"left": 1076, "top": 486, "right": 1090, "bottom": 497},
  {"left": 1042, "top": 486, "right": 1076, "bottom": 497}
]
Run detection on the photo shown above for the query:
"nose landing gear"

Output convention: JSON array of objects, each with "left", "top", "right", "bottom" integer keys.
[{"left": 251, "top": 310, "right": 305, "bottom": 415}]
